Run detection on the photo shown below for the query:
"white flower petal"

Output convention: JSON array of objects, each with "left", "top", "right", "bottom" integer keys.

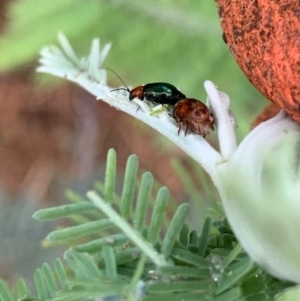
[
  {"left": 37, "top": 33, "right": 223, "bottom": 175},
  {"left": 204, "top": 80, "right": 237, "bottom": 159},
  {"left": 99, "top": 43, "right": 112, "bottom": 67},
  {"left": 58, "top": 32, "right": 79, "bottom": 65},
  {"left": 88, "top": 38, "right": 100, "bottom": 79},
  {"left": 215, "top": 113, "right": 300, "bottom": 283}
]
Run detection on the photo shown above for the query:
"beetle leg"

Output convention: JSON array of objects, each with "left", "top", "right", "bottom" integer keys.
[
  {"left": 163, "top": 104, "right": 171, "bottom": 111},
  {"left": 177, "top": 123, "right": 181, "bottom": 135},
  {"left": 184, "top": 124, "right": 188, "bottom": 136}
]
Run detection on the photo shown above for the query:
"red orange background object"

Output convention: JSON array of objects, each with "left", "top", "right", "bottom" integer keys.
[{"left": 216, "top": 0, "right": 300, "bottom": 122}]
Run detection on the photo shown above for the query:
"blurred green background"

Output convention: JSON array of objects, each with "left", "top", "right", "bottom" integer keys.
[
  {"left": 0, "top": 0, "right": 268, "bottom": 287},
  {"left": 0, "top": 0, "right": 268, "bottom": 135}
]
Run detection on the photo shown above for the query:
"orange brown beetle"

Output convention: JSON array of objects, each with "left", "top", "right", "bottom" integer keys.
[{"left": 173, "top": 98, "right": 215, "bottom": 137}]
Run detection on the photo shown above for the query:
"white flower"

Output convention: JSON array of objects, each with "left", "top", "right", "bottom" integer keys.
[{"left": 37, "top": 33, "right": 300, "bottom": 283}]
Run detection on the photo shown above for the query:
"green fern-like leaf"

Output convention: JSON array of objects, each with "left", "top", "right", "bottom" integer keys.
[{"left": 0, "top": 149, "right": 295, "bottom": 301}]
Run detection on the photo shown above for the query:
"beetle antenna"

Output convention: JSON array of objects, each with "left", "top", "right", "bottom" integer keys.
[
  {"left": 110, "top": 87, "right": 130, "bottom": 92},
  {"left": 106, "top": 68, "right": 130, "bottom": 93}
]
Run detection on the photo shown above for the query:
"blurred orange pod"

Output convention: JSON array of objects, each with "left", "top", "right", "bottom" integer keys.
[{"left": 217, "top": 0, "right": 300, "bottom": 122}]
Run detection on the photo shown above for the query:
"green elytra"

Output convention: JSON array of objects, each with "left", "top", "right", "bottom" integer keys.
[{"left": 108, "top": 69, "right": 186, "bottom": 106}]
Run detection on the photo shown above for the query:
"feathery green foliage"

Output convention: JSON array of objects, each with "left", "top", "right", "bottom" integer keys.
[{"left": 0, "top": 149, "right": 295, "bottom": 300}]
